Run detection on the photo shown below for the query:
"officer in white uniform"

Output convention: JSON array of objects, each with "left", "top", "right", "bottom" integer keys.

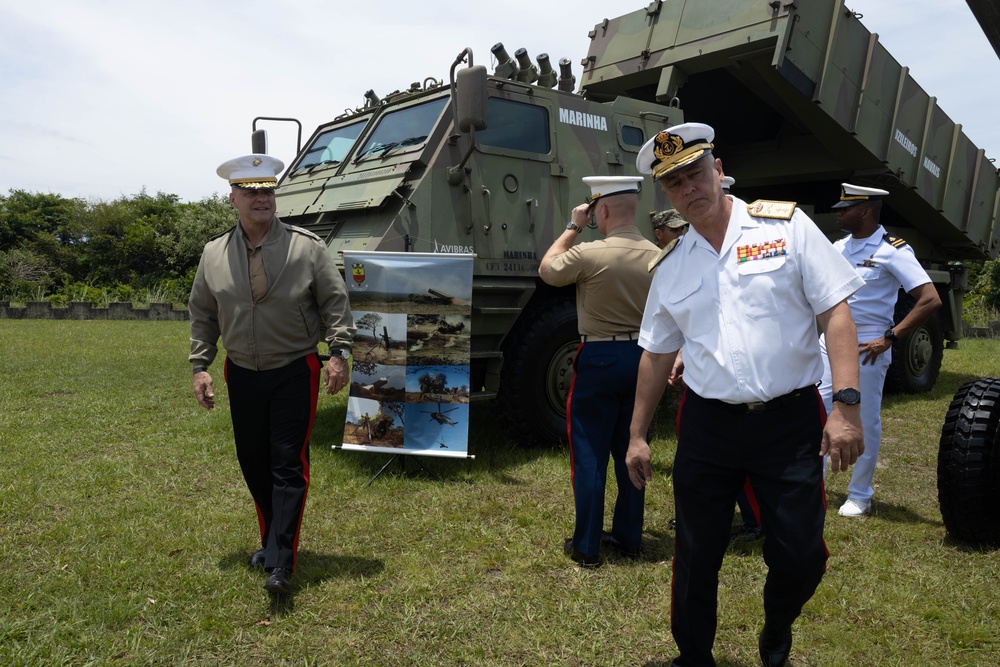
[
  {"left": 819, "top": 184, "right": 942, "bottom": 517},
  {"left": 719, "top": 176, "right": 765, "bottom": 539},
  {"left": 624, "top": 122, "right": 865, "bottom": 667}
]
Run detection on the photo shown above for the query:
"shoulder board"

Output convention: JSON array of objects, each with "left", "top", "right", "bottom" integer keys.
[
  {"left": 747, "top": 200, "right": 797, "bottom": 220},
  {"left": 647, "top": 238, "right": 679, "bottom": 272},
  {"left": 883, "top": 232, "right": 908, "bottom": 248},
  {"left": 288, "top": 224, "right": 323, "bottom": 242},
  {"left": 208, "top": 225, "right": 237, "bottom": 242}
]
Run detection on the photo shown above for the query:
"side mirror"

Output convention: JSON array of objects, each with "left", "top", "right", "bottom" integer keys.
[
  {"left": 251, "top": 129, "right": 268, "bottom": 155},
  {"left": 456, "top": 66, "right": 488, "bottom": 133}
]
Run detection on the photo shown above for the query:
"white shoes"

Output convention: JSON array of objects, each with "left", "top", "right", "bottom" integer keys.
[{"left": 838, "top": 498, "right": 871, "bottom": 517}]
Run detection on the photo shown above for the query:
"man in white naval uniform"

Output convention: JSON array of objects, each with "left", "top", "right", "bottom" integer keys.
[
  {"left": 819, "top": 183, "right": 941, "bottom": 517},
  {"left": 626, "top": 122, "right": 865, "bottom": 667}
]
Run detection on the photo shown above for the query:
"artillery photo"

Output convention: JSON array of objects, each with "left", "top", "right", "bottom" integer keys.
[
  {"left": 406, "top": 313, "right": 470, "bottom": 366},
  {"left": 405, "top": 365, "right": 471, "bottom": 404},
  {"left": 349, "top": 362, "right": 406, "bottom": 402},
  {"left": 343, "top": 397, "right": 405, "bottom": 448},
  {"left": 352, "top": 311, "right": 407, "bottom": 366}
]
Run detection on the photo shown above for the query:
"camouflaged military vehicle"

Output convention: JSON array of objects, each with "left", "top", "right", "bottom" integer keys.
[{"left": 254, "top": 0, "right": 1000, "bottom": 446}]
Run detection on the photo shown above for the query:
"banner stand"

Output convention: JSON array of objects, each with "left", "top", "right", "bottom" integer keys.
[
  {"left": 366, "top": 453, "right": 441, "bottom": 486},
  {"left": 342, "top": 251, "right": 475, "bottom": 465}
]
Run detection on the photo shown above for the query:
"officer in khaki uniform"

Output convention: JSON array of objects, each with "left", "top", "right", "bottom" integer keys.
[
  {"left": 189, "top": 154, "right": 354, "bottom": 595},
  {"left": 540, "top": 176, "right": 660, "bottom": 567},
  {"left": 625, "top": 123, "right": 865, "bottom": 667}
]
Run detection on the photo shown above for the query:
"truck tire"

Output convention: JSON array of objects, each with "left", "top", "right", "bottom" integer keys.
[
  {"left": 937, "top": 377, "right": 1000, "bottom": 548},
  {"left": 884, "top": 289, "right": 943, "bottom": 394},
  {"left": 497, "top": 297, "right": 578, "bottom": 445}
]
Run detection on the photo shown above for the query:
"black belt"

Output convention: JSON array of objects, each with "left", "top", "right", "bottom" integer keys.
[
  {"left": 700, "top": 386, "right": 815, "bottom": 414},
  {"left": 580, "top": 332, "right": 639, "bottom": 342}
]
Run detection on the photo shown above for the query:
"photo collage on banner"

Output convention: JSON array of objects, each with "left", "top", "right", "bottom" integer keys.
[{"left": 339, "top": 251, "right": 474, "bottom": 459}]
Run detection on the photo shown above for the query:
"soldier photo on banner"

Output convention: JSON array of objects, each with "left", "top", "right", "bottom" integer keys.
[{"left": 340, "top": 251, "right": 474, "bottom": 459}]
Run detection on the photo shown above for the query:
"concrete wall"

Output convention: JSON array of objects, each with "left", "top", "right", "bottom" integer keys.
[{"left": 0, "top": 301, "right": 188, "bottom": 321}]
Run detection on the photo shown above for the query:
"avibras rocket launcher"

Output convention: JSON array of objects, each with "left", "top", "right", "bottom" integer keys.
[{"left": 252, "top": 0, "right": 1000, "bottom": 445}]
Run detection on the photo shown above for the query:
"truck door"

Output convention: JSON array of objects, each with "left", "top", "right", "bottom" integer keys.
[{"left": 468, "top": 92, "right": 558, "bottom": 276}]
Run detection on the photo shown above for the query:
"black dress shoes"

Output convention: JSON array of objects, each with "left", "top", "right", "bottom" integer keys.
[
  {"left": 758, "top": 623, "right": 793, "bottom": 667},
  {"left": 563, "top": 538, "right": 601, "bottom": 568},
  {"left": 601, "top": 532, "right": 641, "bottom": 558},
  {"left": 264, "top": 567, "right": 293, "bottom": 594},
  {"left": 731, "top": 525, "right": 764, "bottom": 542},
  {"left": 249, "top": 548, "right": 266, "bottom": 570}
]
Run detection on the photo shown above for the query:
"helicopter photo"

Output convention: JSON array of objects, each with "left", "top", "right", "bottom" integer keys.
[{"left": 421, "top": 403, "right": 459, "bottom": 426}]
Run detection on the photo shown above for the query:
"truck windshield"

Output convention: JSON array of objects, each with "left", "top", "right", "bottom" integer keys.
[
  {"left": 354, "top": 97, "right": 449, "bottom": 162},
  {"left": 295, "top": 119, "right": 369, "bottom": 172}
]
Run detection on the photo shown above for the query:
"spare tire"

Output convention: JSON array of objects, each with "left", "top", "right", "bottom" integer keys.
[{"left": 937, "top": 377, "right": 1000, "bottom": 548}]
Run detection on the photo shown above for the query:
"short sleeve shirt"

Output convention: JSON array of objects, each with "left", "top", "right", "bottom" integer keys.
[
  {"left": 545, "top": 226, "right": 660, "bottom": 337},
  {"left": 834, "top": 226, "right": 932, "bottom": 332},
  {"left": 639, "top": 197, "right": 865, "bottom": 403}
]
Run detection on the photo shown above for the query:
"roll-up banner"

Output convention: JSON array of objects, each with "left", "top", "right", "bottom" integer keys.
[{"left": 339, "top": 251, "right": 474, "bottom": 459}]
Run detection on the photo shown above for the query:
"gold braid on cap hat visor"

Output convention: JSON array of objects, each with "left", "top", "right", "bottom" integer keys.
[
  {"left": 651, "top": 132, "right": 714, "bottom": 180},
  {"left": 230, "top": 176, "right": 279, "bottom": 188},
  {"left": 839, "top": 194, "right": 871, "bottom": 202}
]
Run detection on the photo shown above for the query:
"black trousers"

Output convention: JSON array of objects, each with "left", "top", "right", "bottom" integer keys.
[
  {"left": 671, "top": 388, "right": 828, "bottom": 667},
  {"left": 225, "top": 354, "right": 320, "bottom": 571}
]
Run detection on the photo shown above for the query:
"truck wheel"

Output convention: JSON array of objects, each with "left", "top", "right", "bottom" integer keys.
[
  {"left": 937, "top": 377, "right": 1000, "bottom": 547},
  {"left": 497, "top": 297, "right": 578, "bottom": 445},
  {"left": 884, "top": 289, "right": 943, "bottom": 394}
]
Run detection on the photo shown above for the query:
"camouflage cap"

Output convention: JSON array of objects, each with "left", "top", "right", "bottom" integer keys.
[
  {"left": 636, "top": 122, "right": 715, "bottom": 181},
  {"left": 651, "top": 209, "right": 688, "bottom": 230},
  {"left": 217, "top": 154, "right": 285, "bottom": 189}
]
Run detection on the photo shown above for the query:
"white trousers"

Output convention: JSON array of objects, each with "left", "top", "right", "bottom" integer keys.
[{"left": 818, "top": 332, "right": 891, "bottom": 503}]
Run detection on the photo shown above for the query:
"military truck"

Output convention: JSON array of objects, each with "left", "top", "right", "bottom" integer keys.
[{"left": 253, "top": 0, "right": 1000, "bottom": 445}]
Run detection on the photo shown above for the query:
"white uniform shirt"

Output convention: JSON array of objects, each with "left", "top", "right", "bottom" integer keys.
[
  {"left": 834, "top": 225, "right": 932, "bottom": 335},
  {"left": 639, "top": 197, "right": 864, "bottom": 403}
]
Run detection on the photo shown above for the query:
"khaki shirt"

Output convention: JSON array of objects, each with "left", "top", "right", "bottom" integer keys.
[
  {"left": 188, "top": 217, "right": 355, "bottom": 371},
  {"left": 545, "top": 226, "right": 659, "bottom": 338}
]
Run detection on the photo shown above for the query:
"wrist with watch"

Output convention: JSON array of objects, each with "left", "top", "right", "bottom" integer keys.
[
  {"left": 566, "top": 220, "right": 583, "bottom": 234},
  {"left": 832, "top": 387, "right": 861, "bottom": 405},
  {"left": 883, "top": 327, "right": 898, "bottom": 342}
]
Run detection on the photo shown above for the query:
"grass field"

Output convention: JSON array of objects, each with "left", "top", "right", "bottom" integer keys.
[{"left": 1, "top": 321, "right": 998, "bottom": 666}]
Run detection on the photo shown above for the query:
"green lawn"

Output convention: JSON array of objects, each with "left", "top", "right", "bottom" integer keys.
[{"left": 1, "top": 321, "right": 997, "bottom": 666}]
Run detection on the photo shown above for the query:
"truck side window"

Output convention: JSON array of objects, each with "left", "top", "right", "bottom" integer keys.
[
  {"left": 621, "top": 126, "right": 644, "bottom": 148},
  {"left": 478, "top": 98, "right": 550, "bottom": 154}
]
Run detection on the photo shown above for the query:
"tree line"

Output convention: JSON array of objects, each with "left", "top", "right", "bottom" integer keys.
[
  {"left": 1, "top": 187, "right": 999, "bottom": 317},
  {"left": 0, "top": 189, "right": 234, "bottom": 307}
]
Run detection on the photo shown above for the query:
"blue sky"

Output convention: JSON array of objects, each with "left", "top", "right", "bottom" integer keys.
[{"left": 1, "top": 0, "right": 996, "bottom": 203}]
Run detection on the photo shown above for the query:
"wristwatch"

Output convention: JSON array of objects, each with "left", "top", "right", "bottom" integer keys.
[
  {"left": 832, "top": 387, "right": 861, "bottom": 405},
  {"left": 330, "top": 348, "right": 351, "bottom": 360},
  {"left": 566, "top": 221, "right": 583, "bottom": 233},
  {"left": 192, "top": 365, "right": 207, "bottom": 375},
  {"left": 883, "top": 327, "right": 898, "bottom": 342}
]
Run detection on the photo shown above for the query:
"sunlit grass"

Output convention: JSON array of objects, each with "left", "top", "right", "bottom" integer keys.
[{"left": 1, "top": 322, "right": 998, "bottom": 666}]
